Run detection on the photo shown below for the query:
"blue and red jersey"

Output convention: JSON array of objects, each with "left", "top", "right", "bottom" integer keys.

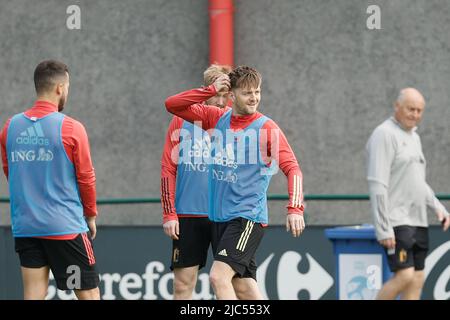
[
  {"left": 1, "top": 101, "right": 97, "bottom": 239},
  {"left": 163, "top": 85, "right": 304, "bottom": 224}
]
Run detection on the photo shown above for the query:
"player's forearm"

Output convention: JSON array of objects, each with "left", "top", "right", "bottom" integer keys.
[
  {"left": 286, "top": 167, "right": 304, "bottom": 214},
  {"left": 369, "top": 181, "right": 394, "bottom": 240},
  {"left": 161, "top": 174, "right": 177, "bottom": 222},
  {"left": 78, "top": 182, "right": 98, "bottom": 217},
  {"left": 165, "top": 85, "right": 217, "bottom": 107},
  {"left": 71, "top": 120, "right": 97, "bottom": 217},
  {"left": 75, "top": 160, "right": 98, "bottom": 217},
  {"left": 1, "top": 157, "right": 7, "bottom": 179},
  {"left": 165, "top": 86, "right": 216, "bottom": 125},
  {"left": 425, "top": 184, "right": 449, "bottom": 216}
]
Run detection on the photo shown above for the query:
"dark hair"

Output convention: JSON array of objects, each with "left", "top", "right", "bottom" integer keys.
[
  {"left": 229, "top": 66, "right": 261, "bottom": 90},
  {"left": 34, "top": 60, "right": 69, "bottom": 94}
]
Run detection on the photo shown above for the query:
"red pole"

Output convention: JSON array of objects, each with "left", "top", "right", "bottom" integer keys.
[{"left": 208, "top": 0, "right": 234, "bottom": 67}]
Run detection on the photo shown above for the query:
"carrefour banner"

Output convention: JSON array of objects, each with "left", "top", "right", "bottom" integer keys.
[{"left": 0, "top": 226, "right": 448, "bottom": 300}]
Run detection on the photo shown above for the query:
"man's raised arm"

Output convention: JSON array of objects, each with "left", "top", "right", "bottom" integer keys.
[{"left": 165, "top": 74, "right": 230, "bottom": 131}]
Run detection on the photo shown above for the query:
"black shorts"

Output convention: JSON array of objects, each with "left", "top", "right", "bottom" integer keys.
[
  {"left": 15, "top": 233, "right": 100, "bottom": 290},
  {"left": 211, "top": 217, "right": 264, "bottom": 280},
  {"left": 170, "top": 217, "right": 212, "bottom": 270},
  {"left": 386, "top": 226, "right": 429, "bottom": 272}
]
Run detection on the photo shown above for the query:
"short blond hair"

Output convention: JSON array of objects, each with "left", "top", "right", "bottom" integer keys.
[{"left": 203, "top": 64, "right": 232, "bottom": 86}]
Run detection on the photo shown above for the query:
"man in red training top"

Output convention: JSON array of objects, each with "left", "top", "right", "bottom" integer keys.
[
  {"left": 165, "top": 66, "right": 305, "bottom": 299},
  {"left": 0, "top": 60, "right": 100, "bottom": 300},
  {"left": 161, "top": 64, "right": 233, "bottom": 299}
]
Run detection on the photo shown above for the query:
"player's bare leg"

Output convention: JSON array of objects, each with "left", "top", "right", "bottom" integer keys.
[
  {"left": 74, "top": 287, "right": 100, "bottom": 300},
  {"left": 173, "top": 266, "right": 199, "bottom": 299},
  {"left": 376, "top": 267, "right": 415, "bottom": 300},
  {"left": 21, "top": 266, "right": 49, "bottom": 300},
  {"left": 232, "top": 277, "right": 263, "bottom": 300},
  {"left": 210, "top": 261, "right": 237, "bottom": 299},
  {"left": 400, "top": 270, "right": 424, "bottom": 300}
]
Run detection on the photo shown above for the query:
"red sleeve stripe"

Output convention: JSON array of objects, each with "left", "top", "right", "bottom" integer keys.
[{"left": 81, "top": 233, "right": 96, "bottom": 265}]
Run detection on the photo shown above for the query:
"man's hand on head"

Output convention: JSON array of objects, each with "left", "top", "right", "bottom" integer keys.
[{"left": 213, "top": 74, "right": 230, "bottom": 93}]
